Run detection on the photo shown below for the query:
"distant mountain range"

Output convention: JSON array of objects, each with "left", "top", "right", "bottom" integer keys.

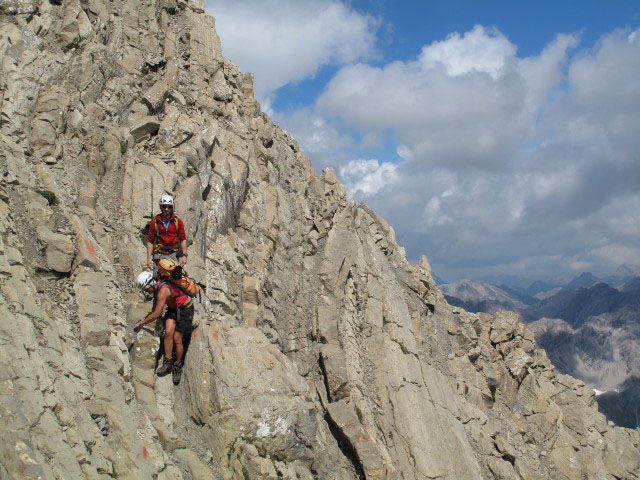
[
  {"left": 440, "top": 278, "right": 534, "bottom": 314},
  {"left": 475, "top": 266, "right": 640, "bottom": 295},
  {"left": 440, "top": 268, "right": 640, "bottom": 428},
  {"left": 520, "top": 282, "right": 640, "bottom": 326},
  {"left": 602, "top": 265, "right": 640, "bottom": 288}
]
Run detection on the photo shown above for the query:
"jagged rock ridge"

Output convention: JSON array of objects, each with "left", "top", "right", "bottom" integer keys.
[
  {"left": 529, "top": 306, "right": 640, "bottom": 428},
  {"left": 1, "top": 1, "right": 639, "bottom": 479}
]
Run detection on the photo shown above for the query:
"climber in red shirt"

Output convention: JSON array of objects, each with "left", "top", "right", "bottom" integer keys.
[{"left": 146, "top": 194, "right": 187, "bottom": 271}]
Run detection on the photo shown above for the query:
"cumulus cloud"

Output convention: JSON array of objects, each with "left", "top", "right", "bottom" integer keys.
[
  {"left": 339, "top": 159, "right": 398, "bottom": 197},
  {"left": 316, "top": 26, "right": 640, "bottom": 280},
  {"left": 204, "top": 0, "right": 379, "bottom": 109},
  {"left": 271, "top": 108, "right": 353, "bottom": 170},
  {"left": 418, "top": 25, "right": 516, "bottom": 78},
  {"left": 318, "top": 27, "right": 579, "bottom": 170}
]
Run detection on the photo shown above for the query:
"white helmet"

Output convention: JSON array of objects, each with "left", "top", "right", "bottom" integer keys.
[
  {"left": 136, "top": 271, "right": 154, "bottom": 290},
  {"left": 159, "top": 194, "right": 174, "bottom": 207}
]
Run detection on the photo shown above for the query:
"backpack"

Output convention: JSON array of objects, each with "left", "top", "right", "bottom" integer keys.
[{"left": 157, "top": 258, "right": 202, "bottom": 298}]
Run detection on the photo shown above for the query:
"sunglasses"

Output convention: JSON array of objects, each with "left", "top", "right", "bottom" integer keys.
[{"left": 160, "top": 205, "right": 173, "bottom": 209}]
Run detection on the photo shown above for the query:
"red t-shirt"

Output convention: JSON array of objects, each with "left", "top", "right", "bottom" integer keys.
[{"left": 147, "top": 213, "right": 186, "bottom": 246}]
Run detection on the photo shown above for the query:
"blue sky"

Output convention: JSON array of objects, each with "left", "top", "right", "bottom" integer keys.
[
  {"left": 274, "top": 1, "right": 639, "bottom": 110},
  {"left": 204, "top": 0, "right": 640, "bottom": 283}
]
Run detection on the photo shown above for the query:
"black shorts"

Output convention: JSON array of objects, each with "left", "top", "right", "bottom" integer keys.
[{"left": 164, "top": 304, "right": 194, "bottom": 333}]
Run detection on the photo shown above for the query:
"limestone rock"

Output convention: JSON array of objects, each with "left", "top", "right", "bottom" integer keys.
[
  {"left": 130, "top": 116, "right": 161, "bottom": 143},
  {"left": 69, "top": 215, "right": 100, "bottom": 271},
  {"left": 143, "top": 79, "right": 171, "bottom": 113},
  {"left": 37, "top": 227, "right": 75, "bottom": 273},
  {"left": 58, "top": 0, "right": 92, "bottom": 49},
  {"left": 173, "top": 449, "right": 215, "bottom": 478},
  {"left": 1, "top": 0, "right": 40, "bottom": 15},
  {"left": 489, "top": 309, "right": 520, "bottom": 343},
  {"left": 319, "top": 344, "right": 350, "bottom": 401},
  {"left": 157, "top": 105, "right": 195, "bottom": 150},
  {"left": 504, "top": 347, "right": 533, "bottom": 381},
  {"left": 1, "top": 2, "right": 638, "bottom": 479},
  {"left": 25, "top": 190, "right": 54, "bottom": 227},
  {"left": 326, "top": 399, "right": 389, "bottom": 479}
]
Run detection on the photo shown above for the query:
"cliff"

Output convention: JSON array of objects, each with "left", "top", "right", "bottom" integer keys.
[{"left": 1, "top": 1, "right": 638, "bottom": 479}]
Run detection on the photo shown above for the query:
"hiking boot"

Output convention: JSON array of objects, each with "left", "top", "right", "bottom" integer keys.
[
  {"left": 156, "top": 356, "right": 173, "bottom": 377},
  {"left": 172, "top": 363, "right": 183, "bottom": 385}
]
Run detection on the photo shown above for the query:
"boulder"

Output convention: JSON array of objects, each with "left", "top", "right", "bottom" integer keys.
[
  {"left": 142, "top": 79, "right": 170, "bottom": 113},
  {"left": 489, "top": 310, "right": 520, "bottom": 343},
  {"left": 37, "top": 227, "right": 75, "bottom": 273},
  {"left": 130, "top": 117, "right": 161, "bottom": 143}
]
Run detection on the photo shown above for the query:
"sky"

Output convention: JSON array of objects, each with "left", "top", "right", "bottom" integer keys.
[{"left": 204, "top": 0, "right": 640, "bottom": 283}]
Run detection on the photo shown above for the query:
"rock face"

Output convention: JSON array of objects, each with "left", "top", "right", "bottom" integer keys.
[
  {"left": 529, "top": 307, "right": 640, "bottom": 428},
  {"left": 1, "top": 2, "right": 639, "bottom": 479}
]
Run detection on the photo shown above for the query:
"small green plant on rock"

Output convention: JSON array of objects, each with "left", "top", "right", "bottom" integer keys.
[
  {"left": 265, "top": 155, "right": 280, "bottom": 173},
  {"left": 242, "top": 465, "right": 251, "bottom": 480},
  {"left": 36, "top": 190, "right": 58, "bottom": 206},
  {"left": 120, "top": 139, "right": 128, "bottom": 155},
  {"left": 264, "top": 155, "right": 281, "bottom": 177}
]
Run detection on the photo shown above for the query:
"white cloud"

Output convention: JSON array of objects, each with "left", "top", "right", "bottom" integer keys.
[
  {"left": 318, "top": 29, "right": 578, "bottom": 170},
  {"left": 423, "top": 196, "right": 453, "bottom": 226},
  {"left": 589, "top": 244, "right": 640, "bottom": 270},
  {"left": 418, "top": 25, "right": 516, "bottom": 79},
  {"left": 205, "top": 0, "right": 379, "bottom": 105},
  {"left": 339, "top": 159, "right": 397, "bottom": 197},
  {"left": 320, "top": 26, "right": 640, "bottom": 279}
]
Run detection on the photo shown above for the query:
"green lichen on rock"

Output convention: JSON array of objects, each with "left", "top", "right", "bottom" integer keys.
[{"left": 36, "top": 190, "right": 58, "bottom": 206}]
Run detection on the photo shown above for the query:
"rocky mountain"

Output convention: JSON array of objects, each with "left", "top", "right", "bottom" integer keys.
[
  {"left": 1, "top": 1, "right": 639, "bottom": 479},
  {"left": 561, "top": 272, "right": 601, "bottom": 290},
  {"left": 622, "top": 276, "right": 640, "bottom": 293},
  {"left": 441, "top": 279, "right": 534, "bottom": 314},
  {"left": 476, "top": 274, "right": 537, "bottom": 290},
  {"left": 520, "top": 283, "right": 640, "bottom": 326},
  {"left": 603, "top": 265, "right": 640, "bottom": 288},
  {"left": 520, "top": 280, "right": 558, "bottom": 297},
  {"left": 529, "top": 306, "right": 640, "bottom": 428},
  {"left": 447, "top": 275, "right": 640, "bottom": 428},
  {"left": 496, "top": 284, "right": 538, "bottom": 306},
  {"left": 598, "top": 376, "right": 640, "bottom": 429}
]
